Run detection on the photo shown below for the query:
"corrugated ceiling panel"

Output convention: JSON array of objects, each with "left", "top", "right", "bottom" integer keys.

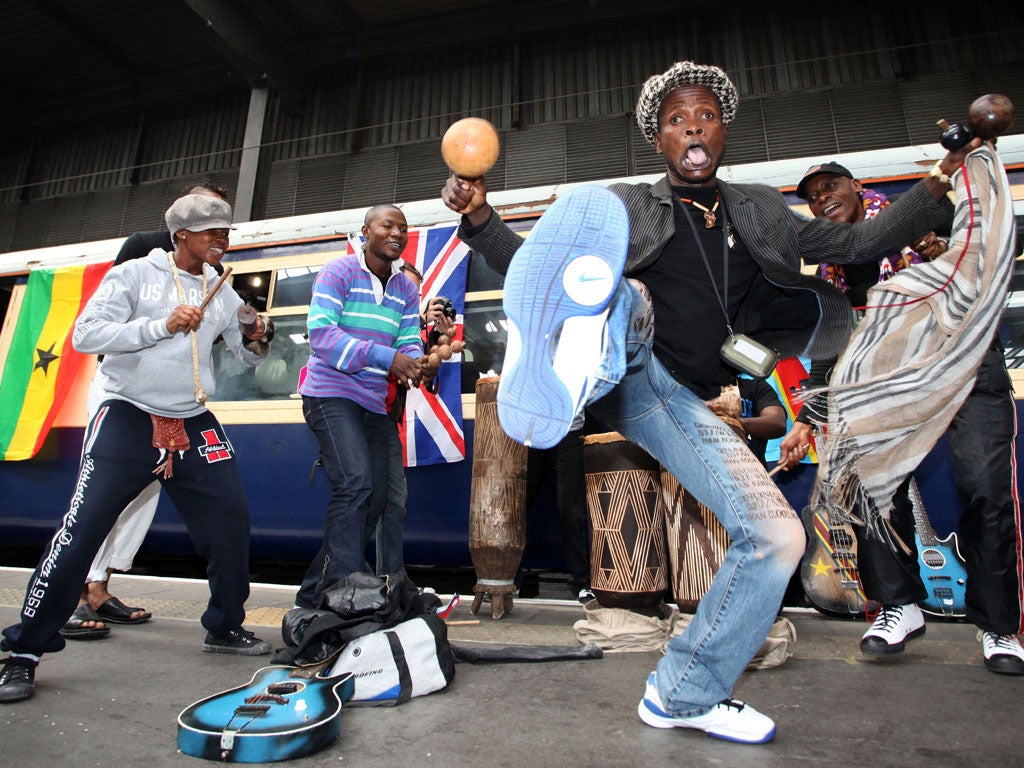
[
  {"left": 566, "top": 117, "right": 628, "bottom": 183},
  {"left": 44, "top": 196, "right": 92, "bottom": 246},
  {"left": 29, "top": 120, "right": 136, "bottom": 199},
  {"left": 295, "top": 155, "right": 349, "bottom": 215},
  {"left": 0, "top": 143, "right": 31, "bottom": 206},
  {"left": 137, "top": 92, "right": 248, "bottom": 182},
  {"left": 121, "top": 181, "right": 178, "bottom": 234},
  {"left": 395, "top": 139, "right": 449, "bottom": 204},
  {"left": 630, "top": 121, "right": 664, "bottom": 176},
  {"left": 724, "top": 100, "right": 769, "bottom": 166},
  {"left": 264, "top": 158, "right": 301, "bottom": 219},
  {"left": 79, "top": 187, "right": 132, "bottom": 242},
  {"left": 505, "top": 124, "right": 565, "bottom": 189},
  {"left": 763, "top": 90, "right": 837, "bottom": 162},
  {"left": 342, "top": 148, "right": 398, "bottom": 211},
  {"left": 10, "top": 199, "right": 58, "bottom": 252},
  {"left": 832, "top": 82, "right": 910, "bottom": 155},
  {"left": 900, "top": 72, "right": 976, "bottom": 145},
  {"left": 0, "top": 203, "right": 17, "bottom": 253}
]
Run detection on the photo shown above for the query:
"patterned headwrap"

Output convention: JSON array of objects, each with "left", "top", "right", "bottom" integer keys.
[{"left": 635, "top": 61, "right": 739, "bottom": 145}]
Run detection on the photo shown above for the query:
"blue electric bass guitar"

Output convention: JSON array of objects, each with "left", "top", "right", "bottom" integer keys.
[
  {"left": 177, "top": 654, "right": 355, "bottom": 763},
  {"left": 908, "top": 480, "right": 967, "bottom": 619}
]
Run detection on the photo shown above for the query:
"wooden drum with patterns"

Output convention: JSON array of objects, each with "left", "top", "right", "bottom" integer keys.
[
  {"left": 583, "top": 432, "right": 669, "bottom": 610},
  {"left": 468, "top": 376, "right": 528, "bottom": 619},
  {"left": 662, "top": 410, "right": 744, "bottom": 613}
]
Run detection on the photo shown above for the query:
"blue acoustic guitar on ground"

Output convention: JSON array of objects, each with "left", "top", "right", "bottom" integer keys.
[
  {"left": 908, "top": 479, "right": 967, "bottom": 619},
  {"left": 177, "top": 655, "right": 355, "bottom": 763}
]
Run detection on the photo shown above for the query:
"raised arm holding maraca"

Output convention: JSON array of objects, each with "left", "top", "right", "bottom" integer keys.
[{"left": 441, "top": 117, "right": 500, "bottom": 226}]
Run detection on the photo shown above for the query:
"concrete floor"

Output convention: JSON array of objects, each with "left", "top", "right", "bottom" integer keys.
[{"left": 0, "top": 566, "right": 1021, "bottom": 768}]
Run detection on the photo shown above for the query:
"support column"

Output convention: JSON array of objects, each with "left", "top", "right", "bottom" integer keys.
[{"left": 234, "top": 85, "right": 269, "bottom": 223}]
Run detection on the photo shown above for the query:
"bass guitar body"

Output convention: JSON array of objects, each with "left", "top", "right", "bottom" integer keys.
[
  {"left": 907, "top": 478, "right": 968, "bottom": 619},
  {"left": 915, "top": 530, "right": 969, "bottom": 618},
  {"left": 800, "top": 503, "right": 867, "bottom": 618},
  {"left": 177, "top": 661, "right": 355, "bottom": 763}
]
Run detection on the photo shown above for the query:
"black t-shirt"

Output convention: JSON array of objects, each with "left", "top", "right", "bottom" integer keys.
[
  {"left": 841, "top": 260, "right": 880, "bottom": 308},
  {"left": 635, "top": 185, "right": 759, "bottom": 400},
  {"left": 739, "top": 376, "right": 783, "bottom": 465}
]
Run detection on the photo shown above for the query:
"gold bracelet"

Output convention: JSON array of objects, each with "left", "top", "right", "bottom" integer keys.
[{"left": 928, "top": 161, "right": 951, "bottom": 185}]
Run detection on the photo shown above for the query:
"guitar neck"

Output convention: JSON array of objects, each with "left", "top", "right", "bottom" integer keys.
[
  {"left": 907, "top": 479, "right": 938, "bottom": 547},
  {"left": 288, "top": 656, "right": 338, "bottom": 680}
]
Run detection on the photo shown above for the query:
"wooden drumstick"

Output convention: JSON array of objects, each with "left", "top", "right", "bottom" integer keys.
[
  {"left": 767, "top": 444, "right": 811, "bottom": 477},
  {"left": 199, "top": 265, "right": 233, "bottom": 312}
]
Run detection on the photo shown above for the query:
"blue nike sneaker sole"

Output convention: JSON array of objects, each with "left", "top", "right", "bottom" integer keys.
[{"left": 497, "top": 185, "right": 628, "bottom": 448}]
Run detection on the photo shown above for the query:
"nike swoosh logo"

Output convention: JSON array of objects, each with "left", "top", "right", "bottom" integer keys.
[{"left": 578, "top": 275, "right": 608, "bottom": 282}]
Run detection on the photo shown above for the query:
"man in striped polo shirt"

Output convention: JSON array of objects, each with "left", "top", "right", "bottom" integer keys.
[{"left": 294, "top": 204, "right": 427, "bottom": 609}]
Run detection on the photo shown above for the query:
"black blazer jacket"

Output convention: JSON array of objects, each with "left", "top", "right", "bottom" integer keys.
[{"left": 459, "top": 174, "right": 952, "bottom": 360}]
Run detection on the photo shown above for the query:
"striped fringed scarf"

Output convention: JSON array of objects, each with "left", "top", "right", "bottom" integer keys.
[{"left": 814, "top": 144, "right": 1016, "bottom": 545}]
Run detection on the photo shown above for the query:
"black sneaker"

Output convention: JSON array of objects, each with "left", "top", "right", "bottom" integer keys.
[
  {"left": 0, "top": 657, "right": 37, "bottom": 703},
  {"left": 203, "top": 627, "right": 272, "bottom": 656}
]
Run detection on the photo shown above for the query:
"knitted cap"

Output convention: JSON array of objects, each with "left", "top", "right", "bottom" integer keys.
[{"left": 635, "top": 61, "right": 739, "bottom": 145}]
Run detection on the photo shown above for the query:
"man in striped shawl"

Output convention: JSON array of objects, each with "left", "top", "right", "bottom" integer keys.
[{"left": 810, "top": 144, "right": 1024, "bottom": 674}]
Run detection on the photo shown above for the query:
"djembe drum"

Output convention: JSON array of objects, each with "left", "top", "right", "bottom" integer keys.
[
  {"left": 583, "top": 432, "right": 669, "bottom": 610},
  {"left": 663, "top": 388, "right": 744, "bottom": 613},
  {"left": 468, "top": 376, "right": 528, "bottom": 619}
]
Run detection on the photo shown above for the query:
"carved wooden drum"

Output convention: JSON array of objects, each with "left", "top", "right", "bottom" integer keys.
[
  {"left": 468, "top": 376, "right": 528, "bottom": 619},
  {"left": 583, "top": 431, "right": 669, "bottom": 610}
]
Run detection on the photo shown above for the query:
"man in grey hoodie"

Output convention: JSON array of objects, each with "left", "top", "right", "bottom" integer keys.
[{"left": 0, "top": 194, "right": 275, "bottom": 703}]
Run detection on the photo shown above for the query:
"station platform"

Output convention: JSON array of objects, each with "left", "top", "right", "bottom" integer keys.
[{"left": 1, "top": 565, "right": 1021, "bottom": 767}]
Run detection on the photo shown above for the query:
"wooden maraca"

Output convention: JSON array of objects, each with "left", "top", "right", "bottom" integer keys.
[
  {"left": 967, "top": 93, "right": 1015, "bottom": 139},
  {"left": 938, "top": 93, "right": 1015, "bottom": 149},
  {"left": 441, "top": 117, "right": 500, "bottom": 178}
]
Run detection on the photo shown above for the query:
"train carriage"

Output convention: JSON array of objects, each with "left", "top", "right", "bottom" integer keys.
[{"left": 1, "top": 140, "right": 1023, "bottom": 578}]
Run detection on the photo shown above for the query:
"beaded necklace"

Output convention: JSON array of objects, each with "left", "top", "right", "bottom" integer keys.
[{"left": 166, "top": 252, "right": 209, "bottom": 405}]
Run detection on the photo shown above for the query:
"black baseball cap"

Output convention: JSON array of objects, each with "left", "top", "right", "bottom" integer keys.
[{"left": 795, "top": 161, "right": 854, "bottom": 200}]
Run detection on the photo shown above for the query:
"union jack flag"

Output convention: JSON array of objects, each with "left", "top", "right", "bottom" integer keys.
[{"left": 347, "top": 223, "right": 468, "bottom": 466}]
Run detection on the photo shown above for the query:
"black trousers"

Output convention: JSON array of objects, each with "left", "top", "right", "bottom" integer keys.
[
  {"left": 1, "top": 400, "right": 253, "bottom": 657},
  {"left": 526, "top": 427, "right": 591, "bottom": 593},
  {"left": 856, "top": 342, "right": 1023, "bottom": 634}
]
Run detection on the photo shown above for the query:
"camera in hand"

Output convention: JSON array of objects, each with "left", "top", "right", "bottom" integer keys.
[{"left": 433, "top": 296, "right": 456, "bottom": 321}]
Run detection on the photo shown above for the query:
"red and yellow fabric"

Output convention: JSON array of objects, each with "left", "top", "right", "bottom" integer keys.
[
  {"left": 0, "top": 262, "right": 111, "bottom": 460},
  {"left": 768, "top": 356, "right": 819, "bottom": 464}
]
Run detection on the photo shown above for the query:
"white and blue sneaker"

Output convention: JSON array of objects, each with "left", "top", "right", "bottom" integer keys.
[
  {"left": 637, "top": 673, "right": 776, "bottom": 744},
  {"left": 498, "top": 185, "right": 629, "bottom": 449}
]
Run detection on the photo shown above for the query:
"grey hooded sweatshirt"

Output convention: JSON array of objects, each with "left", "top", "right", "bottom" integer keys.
[{"left": 73, "top": 249, "right": 267, "bottom": 418}]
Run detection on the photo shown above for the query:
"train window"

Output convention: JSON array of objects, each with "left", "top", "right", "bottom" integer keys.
[
  {"left": 234, "top": 270, "right": 272, "bottom": 313},
  {"left": 273, "top": 265, "right": 321, "bottom": 308},
  {"left": 209, "top": 313, "right": 310, "bottom": 401},
  {"left": 1001, "top": 256, "right": 1024, "bottom": 369},
  {"left": 459, "top": 298, "right": 508, "bottom": 394},
  {"left": 465, "top": 250, "right": 505, "bottom": 293}
]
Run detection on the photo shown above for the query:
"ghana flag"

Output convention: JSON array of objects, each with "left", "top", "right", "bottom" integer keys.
[{"left": 0, "top": 262, "right": 111, "bottom": 460}]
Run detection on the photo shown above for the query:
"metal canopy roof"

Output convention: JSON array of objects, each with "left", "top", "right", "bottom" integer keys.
[{"left": 0, "top": 0, "right": 680, "bottom": 136}]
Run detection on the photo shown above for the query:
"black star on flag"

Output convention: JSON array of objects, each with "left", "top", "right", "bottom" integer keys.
[{"left": 34, "top": 343, "right": 59, "bottom": 375}]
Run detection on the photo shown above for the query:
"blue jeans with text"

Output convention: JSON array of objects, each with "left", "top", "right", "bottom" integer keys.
[{"left": 589, "top": 282, "right": 805, "bottom": 715}]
